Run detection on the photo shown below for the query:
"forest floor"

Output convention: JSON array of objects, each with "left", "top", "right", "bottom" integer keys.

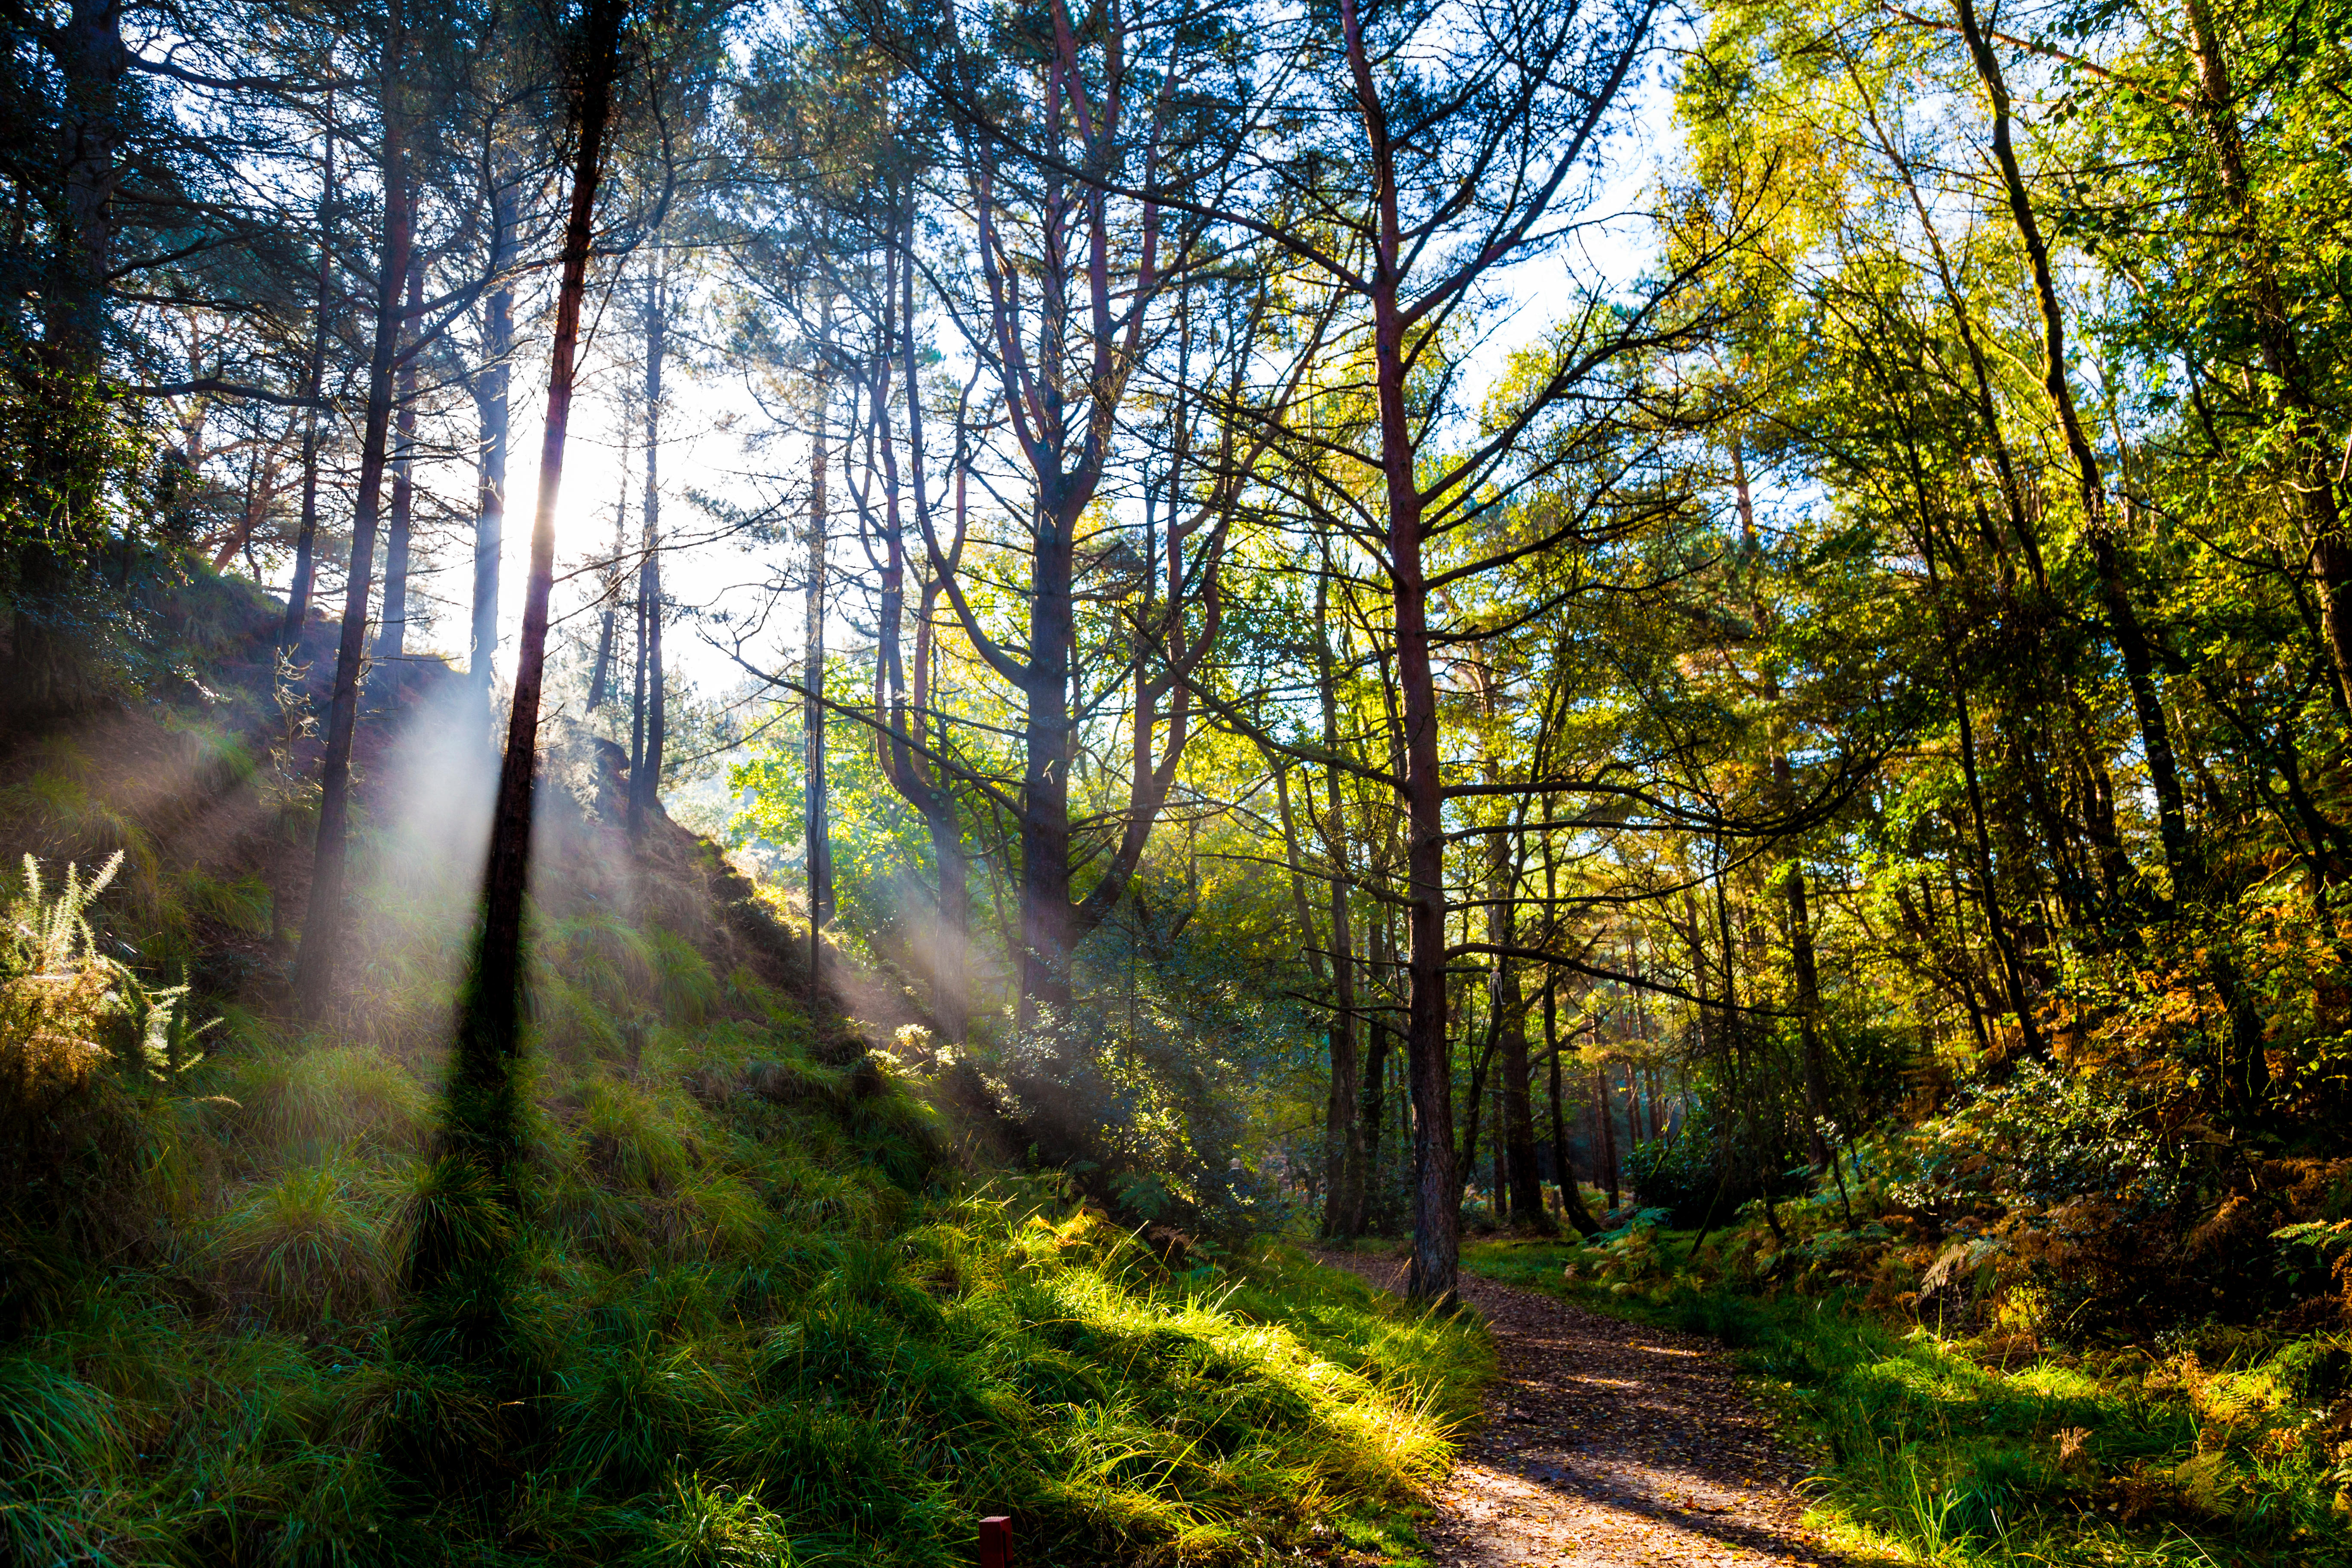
[{"left": 1321, "top": 1250, "right": 1848, "bottom": 1568}]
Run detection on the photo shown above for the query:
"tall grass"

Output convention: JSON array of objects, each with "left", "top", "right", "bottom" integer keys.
[{"left": 3, "top": 908, "right": 1486, "bottom": 1567}]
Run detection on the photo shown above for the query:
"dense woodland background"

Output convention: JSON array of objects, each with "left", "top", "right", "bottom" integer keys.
[{"left": 6, "top": 0, "right": 2352, "bottom": 1558}]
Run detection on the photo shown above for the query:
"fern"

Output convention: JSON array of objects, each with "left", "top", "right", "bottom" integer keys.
[
  {"left": 3, "top": 850, "right": 123, "bottom": 978},
  {"left": 0, "top": 853, "right": 211, "bottom": 1123}
]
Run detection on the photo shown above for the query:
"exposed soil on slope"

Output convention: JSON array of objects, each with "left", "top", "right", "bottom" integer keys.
[{"left": 1323, "top": 1252, "right": 1848, "bottom": 1568}]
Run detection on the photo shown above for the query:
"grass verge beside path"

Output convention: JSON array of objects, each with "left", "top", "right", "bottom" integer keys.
[
  {"left": 3, "top": 1000, "right": 1489, "bottom": 1568},
  {"left": 1461, "top": 1236, "right": 2352, "bottom": 1568}
]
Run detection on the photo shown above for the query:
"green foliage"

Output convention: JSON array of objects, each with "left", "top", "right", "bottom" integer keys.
[
  {"left": 1887, "top": 1063, "right": 2190, "bottom": 1222},
  {"left": 223, "top": 1038, "right": 434, "bottom": 1154},
  {"left": 0, "top": 831, "right": 1485, "bottom": 1567},
  {"left": 1626, "top": 1120, "right": 1744, "bottom": 1228},
  {"left": 213, "top": 1161, "right": 395, "bottom": 1325}
]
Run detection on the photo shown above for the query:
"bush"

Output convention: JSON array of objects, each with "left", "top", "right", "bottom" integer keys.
[{"left": 1626, "top": 1130, "right": 1720, "bottom": 1227}]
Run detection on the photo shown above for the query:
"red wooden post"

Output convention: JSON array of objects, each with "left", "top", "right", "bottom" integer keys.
[{"left": 979, "top": 1515, "right": 1011, "bottom": 1568}]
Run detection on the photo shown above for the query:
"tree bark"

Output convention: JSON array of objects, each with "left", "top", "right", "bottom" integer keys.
[
  {"left": 368, "top": 239, "right": 423, "bottom": 702},
  {"left": 1015, "top": 489, "right": 1076, "bottom": 1024},
  {"left": 1336, "top": 0, "right": 1457, "bottom": 1305},
  {"left": 805, "top": 298, "right": 832, "bottom": 989},
  {"left": 444, "top": 0, "right": 629, "bottom": 1175},
  {"left": 1318, "top": 573, "right": 1365, "bottom": 1236},
  {"left": 1598, "top": 1062, "right": 1621, "bottom": 1211},
  {"left": 1269, "top": 749, "right": 1353, "bottom": 1236},
  {"left": 873, "top": 227, "right": 970, "bottom": 1038},
  {"left": 47, "top": 0, "right": 125, "bottom": 391},
  {"left": 1544, "top": 974, "right": 1600, "bottom": 1233},
  {"left": 281, "top": 106, "right": 337, "bottom": 646},
  {"left": 1360, "top": 909, "right": 1394, "bottom": 1231},
  {"left": 588, "top": 413, "right": 629, "bottom": 714},
  {"left": 291, "top": 35, "right": 412, "bottom": 1020},
  {"left": 1954, "top": 0, "right": 2193, "bottom": 900},
  {"left": 629, "top": 271, "right": 665, "bottom": 832},
  {"left": 469, "top": 181, "right": 518, "bottom": 706}
]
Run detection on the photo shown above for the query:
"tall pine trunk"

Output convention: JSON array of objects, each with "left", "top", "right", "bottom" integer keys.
[
  {"left": 1544, "top": 972, "right": 1599, "bottom": 1234},
  {"left": 439, "top": 0, "right": 629, "bottom": 1182},
  {"left": 1335, "top": 0, "right": 1456, "bottom": 1304},
  {"left": 1319, "top": 576, "right": 1364, "bottom": 1235},
  {"left": 291, "top": 36, "right": 412, "bottom": 1020},
  {"left": 368, "top": 242, "right": 423, "bottom": 702},
  {"left": 804, "top": 303, "right": 832, "bottom": 990},
  {"left": 281, "top": 105, "right": 337, "bottom": 646},
  {"left": 469, "top": 182, "right": 518, "bottom": 706},
  {"left": 874, "top": 228, "right": 970, "bottom": 1038},
  {"left": 629, "top": 275, "right": 665, "bottom": 830},
  {"left": 1015, "top": 485, "right": 1078, "bottom": 1028},
  {"left": 587, "top": 411, "right": 629, "bottom": 713}
]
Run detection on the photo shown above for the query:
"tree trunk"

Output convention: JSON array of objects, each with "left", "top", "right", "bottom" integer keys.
[
  {"left": 1786, "top": 853, "right": 1836, "bottom": 1169},
  {"left": 1271, "top": 751, "right": 1355, "bottom": 1236},
  {"left": 47, "top": 0, "right": 124, "bottom": 390},
  {"left": 1360, "top": 908, "right": 1393, "bottom": 1232},
  {"left": 1337, "top": 0, "right": 1455, "bottom": 1304},
  {"left": 805, "top": 301, "right": 832, "bottom": 989},
  {"left": 587, "top": 415, "right": 628, "bottom": 714},
  {"left": 281, "top": 107, "right": 337, "bottom": 646},
  {"left": 470, "top": 182, "right": 518, "bottom": 705},
  {"left": 1016, "top": 489, "right": 1078, "bottom": 1027},
  {"left": 629, "top": 273, "right": 665, "bottom": 832},
  {"left": 1491, "top": 1067, "right": 1507, "bottom": 1216},
  {"left": 1954, "top": 0, "right": 2193, "bottom": 902},
  {"left": 368, "top": 240, "right": 423, "bottom": 703},
  {"left": 1320, "top": 579, "right": 1365, "bottom": 1235},
  {"left": 442, "top": 0, "right": 629, "bottom": 1177},
  {"left": 1545, "top": 974, "right": 1599, "bottom": 1234},
  {"left": 876, "top": 227, "right": 970, "bottom": 1039},
  {"left": 1498, "top": 945, "right": 1548, "bottom": 1232},
  {"left": 291, "top": 46, "right": 412, "bottom": 1020},
  {"left": 629, "top": 546, "right": 648, "bottom": 815},
  {"left": 1599, "top": 1063, "right": 1620, "bottom": 1211}
]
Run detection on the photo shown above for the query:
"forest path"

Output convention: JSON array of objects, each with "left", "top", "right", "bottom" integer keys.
[{"left": 1320, "top": 1252, "right": 1846, "bottom": 1568}]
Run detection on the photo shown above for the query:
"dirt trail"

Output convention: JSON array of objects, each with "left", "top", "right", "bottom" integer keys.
[{"left": 1323, "top": 1253, "right": 1846, "bottom": 1568}]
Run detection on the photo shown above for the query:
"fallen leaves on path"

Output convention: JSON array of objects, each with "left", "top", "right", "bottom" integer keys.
[{"left": 1322, "top": 1252, "right": 1846, "bottom": 1568}]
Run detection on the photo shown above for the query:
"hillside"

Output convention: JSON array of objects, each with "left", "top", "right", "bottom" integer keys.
[{"left": 0, "top": 571, "right": 1484, "bottom": 1566}]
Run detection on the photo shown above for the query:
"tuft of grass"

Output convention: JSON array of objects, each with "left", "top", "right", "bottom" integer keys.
[
  {"left": 642, "top": 1474, "right": 798, "bottom": 1567},
  {"left": 213, "top": 1161, "right": 393, "bottom": 1324},
  {"left": 650, "top": 927, "right": 720, "bottom": 1025},
  {"left": 576, "top": 1075, "right": 700, "bottom": 1193},
  {"left": 179, "top": 867, "right": 274, "bottom": 936},
  {"left": 221, "top": 1037, "right": 432, "bottom": 1154}
]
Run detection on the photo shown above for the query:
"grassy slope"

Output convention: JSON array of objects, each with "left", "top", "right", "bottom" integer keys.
[
  {"left": 1460, "top": 1234, "right": 2351, "bottom": 1567},
  {"left": 0, "top": 571, "right": 1489, "bottom": 1566}
]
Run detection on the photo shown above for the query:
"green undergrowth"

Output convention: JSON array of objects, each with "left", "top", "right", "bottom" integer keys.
[
  {"left": 1461, "top": 1235, "right": 2352, "bottom": 1567},
  {"left": 3, "top": 925, "right": 1484, "bottom": 1566}
]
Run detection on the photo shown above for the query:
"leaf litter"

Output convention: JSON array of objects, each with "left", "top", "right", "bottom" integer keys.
[{"left": 1323, "top": 1253, "right": 1848, "bottom": 1567}]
